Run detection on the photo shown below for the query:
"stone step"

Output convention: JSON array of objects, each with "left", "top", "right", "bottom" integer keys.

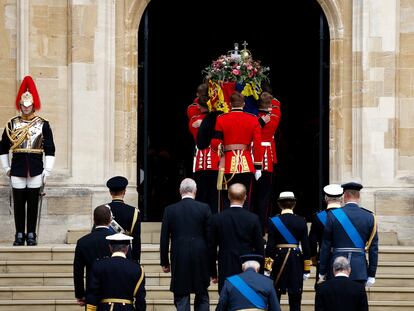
[
  {"left": 66, "top": 225, "right": 399, "bottom": 245},
  {"left": 0, "top": 244, "right": 412, "bottom": 262},
  {"left": 0, "top": 271, "right": 412, "bottom": 288},
  {"left": 1, "top": 259, "right": 413, "bottom": 274},
  {"left": 0, "top": 299, "right": 412, "bottom": 311},
  {"left": 0, "top": 285, "right": 413, "bottom": 302}
]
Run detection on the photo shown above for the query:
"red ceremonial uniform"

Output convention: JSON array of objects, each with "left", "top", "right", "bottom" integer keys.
[
  {"left": 211, "top": 108, "right": 262, "bottom": 174},
  {"left": 270, "top": 98, "right": 281, "bottom": 164},
  {"left": 187, "top": 97, "right": 201, "bottom": 121},
  {"left": 258, "top": 110, "right": 280, "bottom": 172},
  {"left": 188, "top": 113, "right": 220, "bottom": 172}
]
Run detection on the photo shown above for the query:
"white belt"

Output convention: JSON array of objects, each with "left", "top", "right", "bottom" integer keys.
[{"left": 261, "top": 142, "right": 271, "bottom": 147}]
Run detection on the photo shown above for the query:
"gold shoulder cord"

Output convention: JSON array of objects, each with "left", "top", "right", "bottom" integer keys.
[
  {"left": 133, "top": 266, "right": 145, "bottom": 296},
  {"left": 130, "top": 208, "right": 139, "bottom": 233},
  {"left": 6, "top": 117, "right": 40, "bottom": 150},
  {"left": 365, "top": 214, "right": 377, "bottom": 251}
]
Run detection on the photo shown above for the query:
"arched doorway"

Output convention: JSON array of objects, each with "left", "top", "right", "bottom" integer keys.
[{"left": 138, "top": 0, "right": 330, "bottom": 221}]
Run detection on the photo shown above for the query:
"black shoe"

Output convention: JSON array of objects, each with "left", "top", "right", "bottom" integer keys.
[
  {"left": 13, "top": 232, "right": 25, "bottom": 246},
  {"left": 26, "top": 232, "right": 37, "bottom": 246}
]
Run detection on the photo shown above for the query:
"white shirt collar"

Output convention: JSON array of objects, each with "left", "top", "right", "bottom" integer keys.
[
  {"left": 181, "top": 195, "right": 194, "bottom": 199},
  {"left": 335, "top": 272, "right": 349, "bottom": 278},
  {"left": 95, "top": 225, "right": 109, "bottom": 229},
  {"left": 230, "top": 204, "right": 243, "bottom": 208},
  {"left": 281, "top": 209, "right": 294, "bottom": 214},
  {"left": 111, "top": 252, "right": 126, "bottom": 258},
  {"left": 327, "top": 203, "right": 341, "bottom": 209}
]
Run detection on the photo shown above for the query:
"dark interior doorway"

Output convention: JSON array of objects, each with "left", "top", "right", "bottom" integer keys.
[{"left": 138, "top": 0, "right": 330, "bottom": 221}]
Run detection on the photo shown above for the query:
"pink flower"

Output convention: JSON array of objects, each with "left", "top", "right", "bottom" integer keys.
[{"left": 232, "top": 69, "right": 240, "bottom": 75}]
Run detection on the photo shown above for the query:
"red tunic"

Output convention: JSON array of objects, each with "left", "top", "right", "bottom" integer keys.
[
  {"left": 211, "top": 108, "right": 263, "bottom": 174},
  {"left": 189, "top": 113, "right": 219, "bottom": 172},
  {"left": 187, "top": 98, "right": 201, "bottom": 120},
  {"left": 258, "top": 110, "right": 280, "bottom": 172},
  {"left": 270, "top": 98, "right": 281, "bottom": 164}
]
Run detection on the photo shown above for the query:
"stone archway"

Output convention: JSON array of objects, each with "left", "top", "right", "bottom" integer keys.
[{"left": 120, "top": 0, "right": 352, "bottom": 184}]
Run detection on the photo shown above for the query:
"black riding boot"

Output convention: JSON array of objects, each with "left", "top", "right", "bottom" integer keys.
[
  {"left": 26, "top": 187, "right": 40, "bottom": 246},
  {"left": 12, "top": 188, "right": 27, "bottom": 246}
]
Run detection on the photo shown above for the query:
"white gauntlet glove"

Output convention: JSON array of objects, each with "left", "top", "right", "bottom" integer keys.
[
  {"left": 42, "top": 156, "right": 55, "bottom": 184},
  {"left": 366, "top": 277, "right": 375, "bottom": 288},
  {"left": 0, "top": 154, "right": 10, "bottom": 176},
  {"left": 303, "top": 273, "right": 310, "bottom": 281},
  {"left": 254, "top": 170, "right": 262, "bottom": 181}
]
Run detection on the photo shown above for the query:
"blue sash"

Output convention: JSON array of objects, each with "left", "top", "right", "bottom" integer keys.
[
  {"left": 331, "top": 209, "right": 364, "bottom": 248},
  {"left": 227, "top": 275, "right": 266, "bottom": 310},
  {"left": 317, "top": 210, "right": 327, "bottom": 226},
  {"left": 271, "top": 217, "right": 297, "bottom": 244}
]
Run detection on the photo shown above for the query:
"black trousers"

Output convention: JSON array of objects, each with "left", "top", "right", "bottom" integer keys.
[
  {"left": 194, "top": 170, "right": 219, "bottom": 214},
  {"left": 252, "top": 171, "right": 273, "bottom": 235},
  {"left": 13, "top": 187, "right": 40, "bottom": 233},
  {"left": 173, "top": 289, "right": 209, "bottom": 311},
  {"left": 277, "top": 291, "right": 302, "bottom": 311}
]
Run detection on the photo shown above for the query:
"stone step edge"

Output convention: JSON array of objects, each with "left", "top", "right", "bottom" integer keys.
[
  {"left": 0, "top": 299, "right": 413, "bottom": 306},
  {"left": 2, "top": 260, "right": 414, "bottom": 266},
  {"left": 0, "top": 285, "right": 413, "bottom": 292},
  {"left": 0, "top": 244, "right": 413, "bottom": 252},
  {"left": 0, "top": 272, "right": 412, "bottom": 279}
]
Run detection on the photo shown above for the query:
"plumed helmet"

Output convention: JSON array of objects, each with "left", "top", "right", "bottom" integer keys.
[{"left": 15, "top": 76, "right": 41, "bottom": 110}]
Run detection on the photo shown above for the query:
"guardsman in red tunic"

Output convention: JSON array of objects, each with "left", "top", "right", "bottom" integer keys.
[
  {"left": 211, "top": 92, "right": 263, "bottom": 210},
  {"left": 253, "top": 92, "right": 281, "bottom": 235},
  {"left": 186, "top": 83, "right": 208, "bottom": 122},
  {"left": 188, "top": 95, "right": 220, "bottom": 214}
]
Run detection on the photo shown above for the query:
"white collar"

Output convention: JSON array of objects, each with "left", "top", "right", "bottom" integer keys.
[
  {"left": 182, "top": 195, "right": 194, "bottom": 199},
  {"left": 230, "top": 204, "right": 243, "bottom": 208},
  {"left": 111, "top": 252, "right": 126, "bottom": 258},
  {"left": 327, "top": 203, "right": 341, "bottom": 209},
  {"left": 281, "top": 209, "right": 294, "bottom": 214},
  {"left": 335, "top": 272, "right": 349, "bottom": 278},
  {"left": 95, "top": 225, "right": 109, "bottom": 229}
]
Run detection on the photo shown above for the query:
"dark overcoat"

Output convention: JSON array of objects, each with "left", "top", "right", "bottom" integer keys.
[
  {"left": 315, "top": 276, "right": 368, "bottom": 311},
  {"left": 73, "top": 227, "right": 112, "bottom": 299},
  {"left": 209, "top": 207, "right": 264, "bottom": 292},
  {"left": 160, "top": 198, "right": 212, "bottom": 295}
]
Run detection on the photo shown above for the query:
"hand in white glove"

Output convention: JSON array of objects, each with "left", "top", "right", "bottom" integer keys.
[
  {"left": 0, "top": 154, "right": 10, "bottom": 176},
  {"left": 42, "top": 169, "right": 51, "bottom": 184},
  {"left": 303, "top": 273, "right": 310, "bottom": 281},
  {"left": 254, "top": 170, "right": 262, "bottom": 180},
  {"left": 264, "top": 271, "right": 271, "bottom": 277},
  {"left": 318, "top": 274, "right": 326, "bottom": 282},
  {"left": 366, "top": 277, "right": 375, "bottom": 288}
]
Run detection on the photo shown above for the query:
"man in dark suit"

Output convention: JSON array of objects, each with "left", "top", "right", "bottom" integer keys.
[
  {"left": 315, "top": 256, "right": 368, "bottom": 311},
  {"left": 216, "top": 254, "right": 280, "bottom": 311},
  {"left": 73, "top": 205, "right": 112, "bottom": 307},
  {"left": 106, "top": 176, "right": 141, "bottom": 262},
  {"left": 86, "top": 233, "right": 146, "bottom": 311},
  {"left": 308, "top": 184, "right": 343, "bottom": 285},
  {"left": 209, "top": 183, "right": 264, "bottom": 292},
  {"left": 319, "top": 182, "right": 378, "bottom": 286},
  {"left": 265, "top": 191, "right": 311, "bottom": 311},
  {"left": 160, "top": 178, "right": 211, "bottom": 311}
]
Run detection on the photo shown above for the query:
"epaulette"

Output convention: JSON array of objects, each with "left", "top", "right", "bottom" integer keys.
[{"left": 360, "top": 207, "right": 374, "bottom": 214}]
